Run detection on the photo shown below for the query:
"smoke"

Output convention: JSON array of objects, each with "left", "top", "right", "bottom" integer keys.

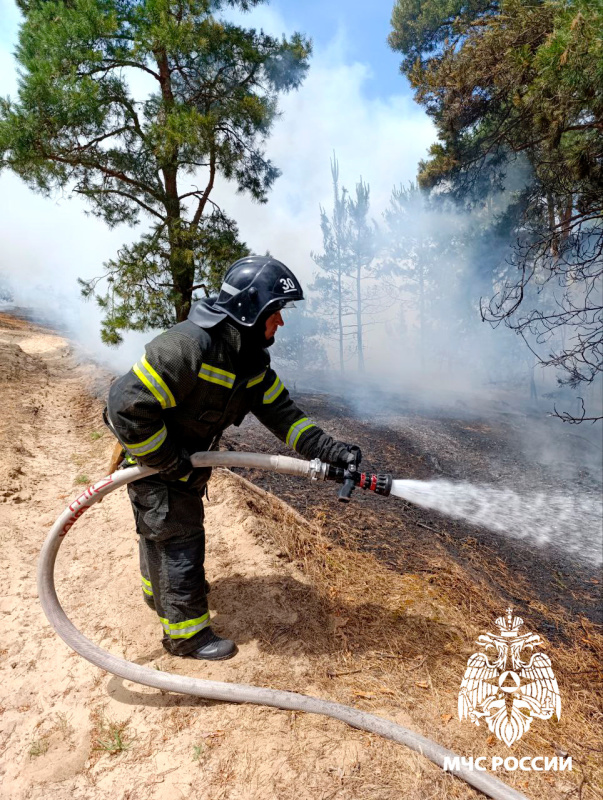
[
  {"left": 0, "top": 182, "right": 152, "bottom": 373},
  {"left": 0, "top": 2, "right": 434, "bottom": 376},
  {"left": 272, "top": 178, "right": 535, "bottom": 397},
  {"left": 0, "top": 268, "right": 151, "bottom": 374},
  {"left": 390, "top": 479, "right": 603, "bottom": 564},
  {"left": 273, "top": 159, "right": 602, "bottom": 431}
]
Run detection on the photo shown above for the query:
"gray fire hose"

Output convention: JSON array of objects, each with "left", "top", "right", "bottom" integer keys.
[{"left": 37, "top": 451, "right": 527, "bottom": 800}]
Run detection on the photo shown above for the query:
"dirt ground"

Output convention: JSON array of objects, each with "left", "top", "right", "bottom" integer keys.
[{"left": 0, "top": 313, "right": 601, "bottom": 800}]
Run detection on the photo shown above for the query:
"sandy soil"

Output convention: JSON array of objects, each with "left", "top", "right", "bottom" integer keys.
[{"left": 0, "top": 314, "right": 600, "bottom": 800}]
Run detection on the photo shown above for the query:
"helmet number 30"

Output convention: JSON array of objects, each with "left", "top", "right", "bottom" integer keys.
[{"left": 280, "top": 278, "right": 296, "bottom": 293}]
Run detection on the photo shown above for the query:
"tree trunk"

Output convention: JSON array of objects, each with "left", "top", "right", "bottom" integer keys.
[
  {"left": 419, "top": 264, "right": 425, "bottom": 370},
  {"left": 172, "top": 246, "right": 194, "bottom": 321},
  {"left": 166, "top": 211, "right": 193, "bottom": 322},
  {"left": 156, "top": 47, "right": 193, "bottom": 322},
  {"left": 338, "top": 265, "right": 344, "bottom": 373},
  {"left": 356, "top": 260, "right": 364, "bottom": 372}
]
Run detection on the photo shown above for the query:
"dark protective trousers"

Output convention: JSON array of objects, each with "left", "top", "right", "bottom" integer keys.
[{"left": 127, "top": 475, "right": 209, "bottom": 655}]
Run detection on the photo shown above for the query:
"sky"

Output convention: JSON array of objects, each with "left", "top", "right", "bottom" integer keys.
[
  {"left": 0, "top": 0, "right": 436, "bottom": 371},
  {"left": 247, "top": 0, "right": 407, "bottom": 100}
]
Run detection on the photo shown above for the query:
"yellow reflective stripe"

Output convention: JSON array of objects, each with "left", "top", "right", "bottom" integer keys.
[
  {"left": 168, "top": 614, "right": 209, "bottom": 631},
  {"left": 263, "top": 376, "right": 285, "bottom": 404},
  {"left": 126, "top": 425, "right": 167, "bottom": 456},
  {"left": 170, "top": 630, "right": 206, "bottom": 639},
  {"left": 247, "top": 371, "right": 266, "bottom": 388},
  {"left": 286, "top": 417, "right": 307, "bottom": 446},
  {"left": 160, "top": 613, "right": 211, "bottom": 639},
  {"left": 128, "top": 426, "right": 166, "bottom": 452},
  {"left": 141, "top": 575, "right": 152, "bottom": 587},
  {"left": 198, "top": 363, "right": 236, "bottom": 389},
  {"left": 292, "top": 423, "right": 315, "bottom": 450},
  {"left": 132, "top": 355, "right": 176, "bottom": 409},
  {"left": 202, "top": 363, "right": 235, "bottom": 379},
  {"left": 141, "top": 356, "right": 176, "bottom": 407},
  {"left": 133, "top": 363, "right": 162, "bottom": 405},
  {"left": 286, "top": 417, "right": 317, "bottom": 450}
]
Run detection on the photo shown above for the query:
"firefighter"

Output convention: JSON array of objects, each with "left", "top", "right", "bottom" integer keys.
[{"left": 105, "top": 255, "right": 361, "bottom": 661}]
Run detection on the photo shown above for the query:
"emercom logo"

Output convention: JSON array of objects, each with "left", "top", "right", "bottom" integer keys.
[{"left": 458, "top": 608, "right": 561, "bottom": 746}]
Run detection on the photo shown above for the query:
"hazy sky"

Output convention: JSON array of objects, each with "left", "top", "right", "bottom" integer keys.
[{"left": 0, "top": 0, "right": 435, "bottom": 370}]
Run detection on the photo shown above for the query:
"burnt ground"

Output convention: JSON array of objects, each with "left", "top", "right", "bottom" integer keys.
[{"left": 223, "top": 389, "right": 603, "bottom": 634}]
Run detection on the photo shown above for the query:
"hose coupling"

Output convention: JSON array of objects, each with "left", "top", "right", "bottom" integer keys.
[{"left": 307, "top": 458, "right": 328, "bottom": 482}]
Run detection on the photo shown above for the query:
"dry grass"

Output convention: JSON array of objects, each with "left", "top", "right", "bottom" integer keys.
[
  {"left": 28, "top": 738, "right": 49, "bottom": 759},
  {"left": 220, "top": 469, "right": 603, "bottom": 800},
  {"left": 89, "top": 707, "right": 132, "bottom": 759}
]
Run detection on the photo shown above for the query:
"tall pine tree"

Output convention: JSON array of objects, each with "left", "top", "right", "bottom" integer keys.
[{"left": 0, "top": 0, "right": 311, "bottom": 343}]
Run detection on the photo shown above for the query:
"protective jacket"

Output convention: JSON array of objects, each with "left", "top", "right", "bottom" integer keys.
[{"left": 106, "top": 298, "right": 347, "bottom": 483}]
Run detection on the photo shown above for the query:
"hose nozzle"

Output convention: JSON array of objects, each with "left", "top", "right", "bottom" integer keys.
[{"left": 324, "top": 464, "right": 392, "bottom": 502}]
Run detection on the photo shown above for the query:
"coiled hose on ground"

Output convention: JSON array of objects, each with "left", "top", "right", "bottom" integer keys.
[{"left": 37, "top": 451, "right": 527, "bottom": 800}]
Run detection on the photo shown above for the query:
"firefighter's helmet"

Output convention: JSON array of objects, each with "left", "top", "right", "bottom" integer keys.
[{"left": 215, "top": 256, "right": 304, "bottom": 326}]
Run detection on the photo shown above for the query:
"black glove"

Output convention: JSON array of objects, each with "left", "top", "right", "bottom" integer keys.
[
  {"left": 160, "top": 450, "right": 193, "bottom": 482},
  {"left": 331, "top": 443, "right": 362, "bottom": 470}
]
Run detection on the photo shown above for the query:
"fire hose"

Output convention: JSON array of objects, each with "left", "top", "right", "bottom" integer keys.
[{"left": 38, "top": 451, "right": 527, "bottom": 800}]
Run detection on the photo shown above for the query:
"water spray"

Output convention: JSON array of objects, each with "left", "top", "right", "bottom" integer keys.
[
  {"left": 388, "top": 478, "right": 602, "bottom": 563},
  {"left": 296, "top": 460, "right": 601, "bottom": 562},
  {"left": 38, "top": 450, "right": 528, "bottom": 800}
]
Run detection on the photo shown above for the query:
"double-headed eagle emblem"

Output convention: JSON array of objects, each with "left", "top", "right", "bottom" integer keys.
[{"left": 458, "top": 608, "right": 561, "bottom": 746}]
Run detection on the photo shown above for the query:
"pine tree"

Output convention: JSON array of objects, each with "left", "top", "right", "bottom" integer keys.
[
  {"left": 348, "top": 178, "right": 378, "bottom": 372},
  {"left": 311, "top": 154, "right": 353, "bottom": 372},
  {"left": 0, "top": 0, "right": 311, "bottom": 343},
  {"left": 389, "top": 0, "right": 603, "bottom": 419}
]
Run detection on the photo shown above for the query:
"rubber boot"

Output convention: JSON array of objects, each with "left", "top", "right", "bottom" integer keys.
[{"left": 183, "top": 628, "right": 237, "bottom": 661}]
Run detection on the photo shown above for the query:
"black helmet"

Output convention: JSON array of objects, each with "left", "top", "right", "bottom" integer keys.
[{"left": 215, "top": 256, "right": 304, "bottom": 326}]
